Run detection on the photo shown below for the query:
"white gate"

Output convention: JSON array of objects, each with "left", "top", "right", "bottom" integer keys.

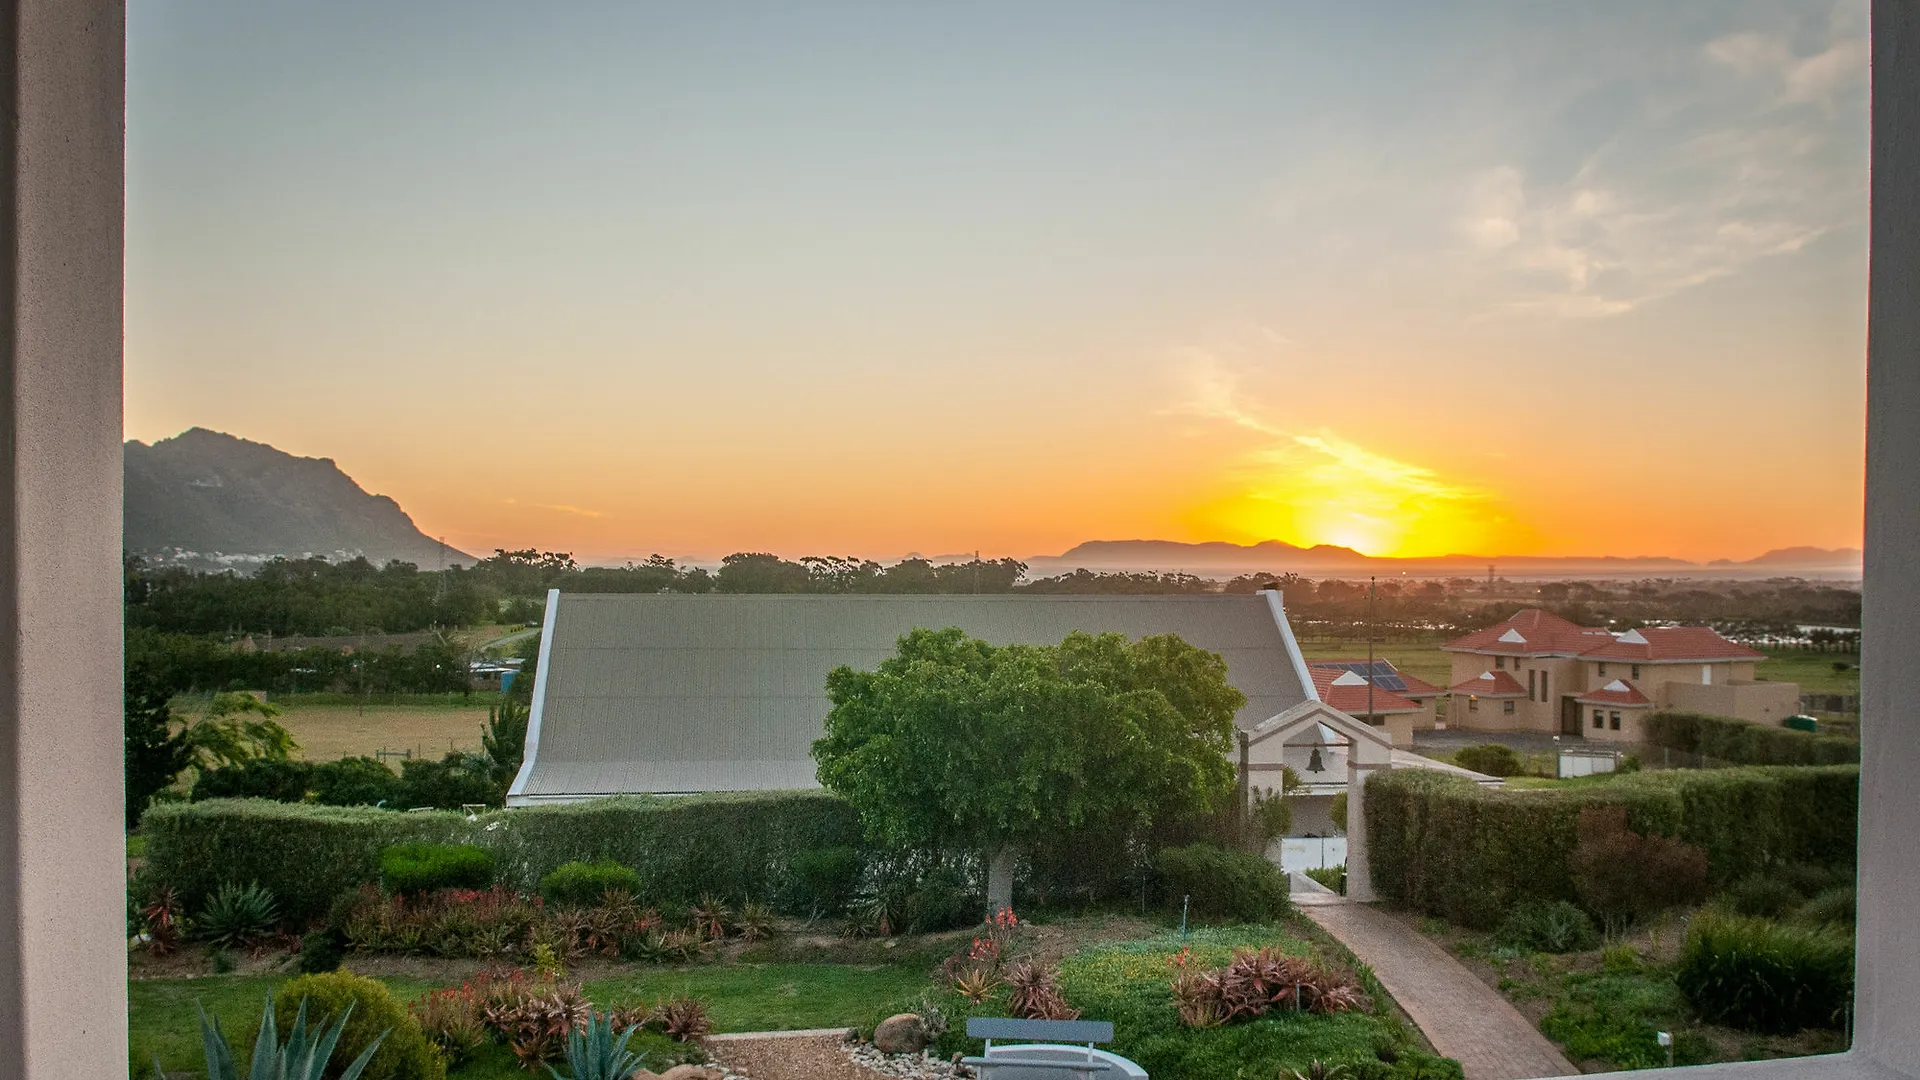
[{"left": 1276, "top": 836, "right": 1348, "bottom": 872}]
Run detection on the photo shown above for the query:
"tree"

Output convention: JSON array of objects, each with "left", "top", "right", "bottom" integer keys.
[
  {"left": 182, "top": 692, "right": 298, "bottom": 772},
  {"left": 481, "top": 696, "right": 530, "bottom": 793},
  {"left": 812, "top": 627, "right": 1244, "bottom": 913},
  {"left": 124, "top": 674, "right": 191, "bottom": 829}
]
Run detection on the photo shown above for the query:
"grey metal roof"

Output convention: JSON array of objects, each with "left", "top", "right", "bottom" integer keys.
[{"left": 509, "top": 592, "right": 1315, "bottom": 802}]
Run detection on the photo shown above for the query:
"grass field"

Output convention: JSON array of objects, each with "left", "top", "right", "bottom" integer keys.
[
  {"left": 1756, "top": 650, "right": 1860, "bottom": 696},
  {"left": 1297, "top": 639, "right": 1453, "bottom": 688},
  {"left": 275, "top": 702, "right": 494, "bottom": 762}
]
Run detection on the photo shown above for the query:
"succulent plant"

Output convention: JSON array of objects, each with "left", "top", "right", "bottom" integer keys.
[
  {"left": 157, "top": 995, "right": 386, "bottom": 1080},
  {"left": 656, "top": 995, "right": 711, "bottom": 1042},
  {"left": 546, "top": 1012, "right": 648, "bottom": 1080},
  {"left": 197, "top": 882, "right": 279, "bottom": 949}
]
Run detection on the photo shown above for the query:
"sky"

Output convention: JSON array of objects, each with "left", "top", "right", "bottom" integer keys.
[{"left": 125, "top": 1, "right": 1869, "bottom": 565}]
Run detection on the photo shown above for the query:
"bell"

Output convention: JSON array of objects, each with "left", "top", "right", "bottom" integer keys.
[{"left": 1307, "top": 745, "right": 1326, "bottom": 773}]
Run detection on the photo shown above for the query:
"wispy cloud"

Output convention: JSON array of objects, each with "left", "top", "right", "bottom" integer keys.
[
  {"left": 534, "top": 503, "right": 604, "bottom": 519},
  {"left": 1453, "top": 9, "right": 1864, "bottom": 320}
]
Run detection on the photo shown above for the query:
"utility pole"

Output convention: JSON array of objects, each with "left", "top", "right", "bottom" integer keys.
[
  {"left": 1368, "top": 576, "right": 1376, "bottom": 723},
  {"left": 974, "top": 550, "right": 981, "bottom": 594}
]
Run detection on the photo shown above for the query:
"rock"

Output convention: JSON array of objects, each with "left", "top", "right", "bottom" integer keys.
[
  {"left": 658, "top": 1067, "right": 723, "bottom": 1080},
  {"left": 873, "top": 1012, "right": 931, "bottom": 1054}
]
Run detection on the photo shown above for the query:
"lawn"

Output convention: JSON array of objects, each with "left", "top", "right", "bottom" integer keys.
[
  {"left": 268, "top": 701, "right": 493, "bottom": 762},
  {"left": 1756, "top": 650, "right": 1860, "bottom": 697},
  {"left": 585, "top": 962, "right": 929, "bottom": 1033}
]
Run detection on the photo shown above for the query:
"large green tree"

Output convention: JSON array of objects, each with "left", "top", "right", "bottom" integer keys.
[{"left": 812, "top": 627, "right": 1244, "bottom": 912}]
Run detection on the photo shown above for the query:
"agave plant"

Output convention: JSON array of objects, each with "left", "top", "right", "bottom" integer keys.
[
  {"left": 690, "top": 894, "right": 732, "bottom": 940},
  {"left": 656, "top": 995, "right": 711, "bottom": 1042},
  {"left": 735, "top": 900, "right": 776, "bottom": 943},
  {"left": 951, "top": 966, "right": 1002, "bottom": 1004},
  {"left": 141, "top": 885, "right": 190, "bottom": 955},
  {"left": 197, "top": 882, "right": 280, "bottom": 949},
  {"left": 156, "top": 995, "right": 386, "bottom": 1080},
  {"left": 546, "top": 1012, "right": 648, "bottom": 1080}
]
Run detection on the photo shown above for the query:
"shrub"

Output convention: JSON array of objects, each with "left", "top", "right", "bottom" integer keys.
[
  {"left": 313, "top": 757, "right": 404, "bottom": 807},
  {"left": 1453, "top": 744, "right": 1522, "bottom": 778},
  {"left": 1006, "top": 958, "right": 1080, "bottom": 1020},
  {"left": 1642, "top": 712, "right": 1859, "bottom": 766},
  {"left": 395, "top": 753, "right": 500, "bottom": 810},
  {"left": 1171, "top": 947, "right": 1368, "bottom": 1027},
  {"left": 905, "top": 871, "right": 974, "bottom": 934},
  {"left": 1365, "top": 765, "right": 1857, "bottom": 928},
  {"left": 380, "top": 843, "right": 495, "bottom": 895},
  {"left": 1303, "top": 865, "right": 1345, "bottom": 894},
  {"left": 197, "top": 881, "right": 280, "bottom": 947},
  {"left": 191, "top": 759, "right": 314, "bottom": 803},
  {"left": 543, "top": 860, "right": 643, "bottom": 908},
  {"left": 182, "top": 994, "right": 388, "bottom": 1080},
  {"left": 1724, "top": 874, "right": 1803, "bottom": 918},
  {"left": 656, "top": 996, "right": 712, "bottom": 1041},
  {"left": 408, "top": 983, "right": 489, "bottom": 1067},
  {"left": 783, "top": 846, "right": 864, "bottom": 916},
  {"left": 1795, "top": 885, "right": 1858, "bottom": 927},
  {"left": 473, "top": 971, "right": 591, "bottom": 1067},
  {"left": 1676, "top": 910, "right": 1854, "bottom": 1033},
  {"left": 1154, "top": 844, "right": 1291, "bottom": 922},
  {"left": 1494, "top": 900, "right": 1598, "bottom": 953},
  {"left": 276, "top": 971, "right": 447, "bottom": 1080},
  {"left": 297, "top": 929, "right": 347, "bottom": 973},
  {"left": 1569, "top": 806, "right": 1708, "bottom": 926},
  {"left": 342, "top": 885, "right": 544, "bottom": 959}
]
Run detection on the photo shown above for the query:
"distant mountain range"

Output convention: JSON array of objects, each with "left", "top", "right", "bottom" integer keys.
[
  {"left": 124, "top": 428, "right": 473, "bottom": 568},
  {"left": 1022, "top": 539, "right": 1862, "bottom": 580}
]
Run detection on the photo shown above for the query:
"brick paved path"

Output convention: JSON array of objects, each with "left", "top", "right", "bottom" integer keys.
[{"left": 1301, "top": 902, "right": 1578, "bottom": 1080}]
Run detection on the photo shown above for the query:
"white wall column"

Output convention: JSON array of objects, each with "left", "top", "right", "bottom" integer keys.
[
  {"left": 1344, "top": 759, "right": 1388, "bottom": 902},
  {"left": 0, "top": 1, "right": 128, "bottom": 1076}
]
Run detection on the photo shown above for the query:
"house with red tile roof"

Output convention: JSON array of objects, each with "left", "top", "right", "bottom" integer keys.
[
  {"left": 1442, "top": 609, "right": 1800, "bottom": 742},
  {"left": 1305, "top": 660, "right": 1444, "bottom": 747}
]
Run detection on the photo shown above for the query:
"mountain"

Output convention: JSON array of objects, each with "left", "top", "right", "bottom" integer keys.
[
  {"left": 1024, "top": 539, "right": 1858, "bottom": 580},
  {"left": 124, "top": 428, "right": 473, "bottom": 567}
]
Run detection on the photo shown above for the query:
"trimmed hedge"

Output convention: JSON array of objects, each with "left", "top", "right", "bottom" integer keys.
[
  {"left": 1364, "top": 765, "right": 1857, "bottom": 928},
  {"left": 540, "top": 859, "right": 642, "bottom": 907},
  {"left": 380, "top": 843, "right": 494, "bottom": 894},
  {"left": 1153, "top": 843, "right": 1291, "bottom": 922},
  {"left": 142, "top": 790, "right": 863, "bottom": 925},
  {"left": 1642, "top": 712, "right": 1859, "bottom": 766}
]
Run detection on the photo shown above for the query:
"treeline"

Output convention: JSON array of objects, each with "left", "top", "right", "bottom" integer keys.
[
  {"left": 126, "top": 548, "right": 1863, "bottom": 643},
  {"left": 126, "top": 626, "right": 475, "bottom": 697}
]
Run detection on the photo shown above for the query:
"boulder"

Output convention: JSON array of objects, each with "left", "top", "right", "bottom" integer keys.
[{"left": 873, "top": 1012, "right": 930, "bottom": 1054}]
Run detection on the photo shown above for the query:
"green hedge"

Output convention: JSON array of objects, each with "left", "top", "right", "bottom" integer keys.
[
  {"left": 1153, "top": 843, "right": 1291, "bottom": 922},
  {"left": 379, "top": 842, "right": 494, "bottom": 894},
  {"left": 142, "top": 790, "right": 863, "bottom": 925},
  {"left": 1642, "top": 712, "right": 1859, "bottom": 766},
  {"left": 540, "top": 859, "right": 643, "bottom": 907},
  {"left": 1364, "top": 765, "right": 1858, "bottom": 928}
]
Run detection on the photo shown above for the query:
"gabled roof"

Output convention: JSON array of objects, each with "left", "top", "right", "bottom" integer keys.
[
  {"left": 510, "top": 592, "right": 1317, "bottom": 803},
  {"left": 1578, "top": 626, "right": 1764, "bottom": 663},
  {"left": 1307, "top": 666, "right": 1422, "bottom": 714},
  {"left": 1449, "top": 670, "right": 1527, "bottom": 697},
  {"left": 1576, "top": 679, "right": 1653, "bottom": 707},
  {"left": 1444, "top": 609, "right": 1615, "bottom": 656}
]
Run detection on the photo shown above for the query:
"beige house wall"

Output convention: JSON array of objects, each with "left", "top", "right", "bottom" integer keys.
[
  {"left": 1578, "top": 702, "right": 1653, "bottom": 742},
  {"left": 1448, "top": 651, "right": 1581, "bottom": 733},
  {"left": 1448, "top": 691, "right": 1528, "bottom": 730},
  {"left": 1662, "top": 680, "right": 1804, "bottom": 726}
]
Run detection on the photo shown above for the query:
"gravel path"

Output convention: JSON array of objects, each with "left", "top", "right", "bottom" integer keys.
[{"left": 707, "top": 1032, "right": 966, "bottom": 1080}]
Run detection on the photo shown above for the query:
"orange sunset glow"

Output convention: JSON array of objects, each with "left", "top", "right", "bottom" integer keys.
[{"left": 125, "top": 4, "right": 1867, "bottom": 567}]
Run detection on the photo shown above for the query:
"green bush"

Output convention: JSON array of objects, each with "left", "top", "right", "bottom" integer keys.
[
  {"left": 1676, "top": 910, "right": 1854, "bottom": 1033},
  {"left": 313, "top": 757, "right": 404, "bottom": 807},
  {"left": 541, "top": 860, "right": 643, "bottom": 907},
  {"left": 297, "top": 928, "right": 347, "bottom": 973},
  {"left": 904, "top": 868, "right": 974, "bottom": 933},
  {"left": 275, "top": 971, "right": 446, "bottom": 1080},
  {"left": 1153, "top": 844, "right": 1290, "bottom": 922},
  {"left": 379, "top": 843, "right": 494, "bottom": 894},
  {"left": 1364, "top": 765, "right": 1858, "bottom": 929},
  {"left": 1724, "top": 874, "right": 1804, "bottom": 918},
  {"left": 1303, "top": 865, "right": 1346, "bottom": 894},
  {"left": 395, "top": 753, "right": 499, "bottom": 810},
  {"left": 1453, "top": 744, "right": 1522, "bottom": 777},
  {"left": 191, "top": 759, "right": 315, "bottom": 803},
  {"left": 141, "top": 790, "right": 865, "bottom": 924},
  {"left": 1642, "top": 712, "right": 1859, "bottom": 766},
  {"left": 1569, "top": 806, "right": 1708, "bottom": 926},
  {"left": 783, "top": 846, "right": 865, "bottom": 916},
  {"left": 1794, "top": 885, "right": 1857, "bottom": 927},
  {"left": 1494, "top": 900, "right": 1598, "bottom": 953}
]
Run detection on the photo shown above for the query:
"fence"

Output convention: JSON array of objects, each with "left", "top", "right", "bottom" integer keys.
[{"left": 1274, "top": 836, "right": 1347, "bottom": 872}]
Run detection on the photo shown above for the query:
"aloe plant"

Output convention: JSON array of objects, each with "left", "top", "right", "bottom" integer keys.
[
  {"left": 155, "top": 994, "right": 388, "bottom": 1080},
  {"left": 546, "top": 1013, "right": 647, "bottom": 1080}
]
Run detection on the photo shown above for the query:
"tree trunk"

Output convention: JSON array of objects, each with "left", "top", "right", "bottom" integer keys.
[{"left": 986, "top": 844, "right": 1017, "bottom": 916}]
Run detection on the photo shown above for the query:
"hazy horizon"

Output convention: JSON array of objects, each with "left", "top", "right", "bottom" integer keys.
[{"left": 127, "top": 2, "right": 1868, "bottom": 565}]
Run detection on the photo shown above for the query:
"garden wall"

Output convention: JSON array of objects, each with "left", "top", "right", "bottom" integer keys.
[
  {"left": 1364, "top": 765, "right": 1859, "bottom": 928},
  {"left": 141, "top": 790, "right": 863, "bottom": 923}
]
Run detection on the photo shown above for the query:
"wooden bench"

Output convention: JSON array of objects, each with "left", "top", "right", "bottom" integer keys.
[{"left": 960, "top": 1018, "right": 1145, "bottom": 1078}]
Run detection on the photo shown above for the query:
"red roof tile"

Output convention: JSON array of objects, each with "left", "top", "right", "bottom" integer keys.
[
  {"left": 1577, "top": 626, "right": 1763, "bottom": 663},
  {"left": 1308, "top": 666, "right": 1422, "bottom": 714},
  {"left": 1575, "top": 679, "right": 1653, "bottom": 707},
  {"left": 1443, "top": 609, "right": 1615, "bottom": 655},
  {"left": 1305, "top": 659, "right": 1443, "bottom": 697},
  {"left": 1448, "top": 670, "right": 1527, "bottom": 697}
]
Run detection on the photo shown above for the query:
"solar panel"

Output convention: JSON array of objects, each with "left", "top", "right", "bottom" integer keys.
[{"left": 1317, "top": 659, "right": 1407, "bottom": 692}]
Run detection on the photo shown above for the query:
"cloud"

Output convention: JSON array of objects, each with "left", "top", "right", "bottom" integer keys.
[{"left": 534, "top": 503, "right": 604, "bottom": 518}]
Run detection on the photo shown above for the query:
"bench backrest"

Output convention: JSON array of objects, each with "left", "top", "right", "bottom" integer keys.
[{"left": 966, "top": 1018, "right": 1115, "bottom": 1044}]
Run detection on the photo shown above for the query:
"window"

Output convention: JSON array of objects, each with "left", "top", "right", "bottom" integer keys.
[
  {"left": 1542, "top": 671, "right": 1549, "bottom": 699},
  {"left": 1503, "top": 700, "right": 1516, "bottom": 715},
  {"left": 1610, "top": 711, "right": 1622, "bottom": 730},
  {"left": 1598, "top": 662, "right": 1608, "bottom": 676},
  {"left": 1702, "top": 664, "right": 1713, "bottom": 685},
  {"left": 1632, "top": 664, "right": 1641, "bottom": 680},
  {"left": 1528, "top": 670, "right": 1536, "bottom": 700},
  {"left": 1593, "top": 709, "right": 1604, "bottom": 729},
  {"left": 1494, "top": 655, "right": 1505, "bottom": 669},
  {"left": 1468, "top": 696, "right": 1479, "bottom": 712}
]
